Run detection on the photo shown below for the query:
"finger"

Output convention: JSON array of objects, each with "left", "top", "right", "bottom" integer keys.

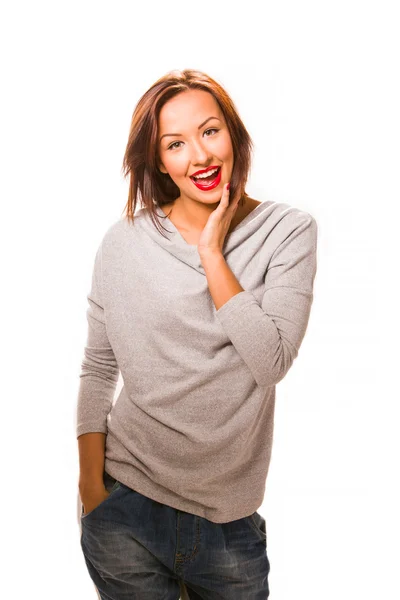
[
  {"left": 223, "top": 182, "right": 231, "bottom": 206},
  {"left": 217, "top": 183, "right": 230, "bottom": 211}
]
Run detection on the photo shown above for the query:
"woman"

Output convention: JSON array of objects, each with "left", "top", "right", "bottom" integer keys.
[{"left": 76, "top": 69, "right": 318, "bottom": 599}]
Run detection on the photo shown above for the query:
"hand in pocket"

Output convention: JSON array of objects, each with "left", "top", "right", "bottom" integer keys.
[{"left": 81, "top": 487, "right": 110, "bottom": 516}]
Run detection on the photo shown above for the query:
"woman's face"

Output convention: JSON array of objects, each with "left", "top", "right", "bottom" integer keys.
[{"left": 157, "top": 89, "right": 234, "bottom": 205}]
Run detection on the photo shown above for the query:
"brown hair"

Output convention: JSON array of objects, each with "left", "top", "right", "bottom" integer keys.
[{"left": 120, "top": 69, "right": 254, "bottom": 237}]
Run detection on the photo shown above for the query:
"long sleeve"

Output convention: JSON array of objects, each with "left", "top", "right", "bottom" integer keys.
[
  {"left": 76, "top": 242, "right": 120, "bottom": 438},
  {"left": 216, "top": 214, "right": 318, "bottom": 388}
]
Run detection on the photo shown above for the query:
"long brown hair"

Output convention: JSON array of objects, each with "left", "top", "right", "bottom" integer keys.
[{"left": 121, "top": 69, "right": 254, "bottom": 237}]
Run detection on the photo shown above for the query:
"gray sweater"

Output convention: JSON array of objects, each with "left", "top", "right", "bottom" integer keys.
[{"left": 76, "top": 200, "right": 318, "bottom": 523}]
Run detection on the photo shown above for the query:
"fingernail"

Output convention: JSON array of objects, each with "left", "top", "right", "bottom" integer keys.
[{"left": 227, "top": 182, "right": 231, "bottom": 190}]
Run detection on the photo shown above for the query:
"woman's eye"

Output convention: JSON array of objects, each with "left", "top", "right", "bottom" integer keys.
[
  {"left": 168, "top": 141, "right": 183, "bottom": 150},
  {"left": 167, "top": 128, "right": 219, "bottom": 151}
]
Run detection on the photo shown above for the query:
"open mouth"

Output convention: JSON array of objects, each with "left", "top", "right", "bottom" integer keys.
[{"left": 190, "top": 166, "right": 222, "bottom": 190}]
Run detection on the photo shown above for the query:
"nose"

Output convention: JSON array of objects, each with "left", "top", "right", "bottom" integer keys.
[{"left": 189, "top": 138, "right": 213, "bottom": 166}]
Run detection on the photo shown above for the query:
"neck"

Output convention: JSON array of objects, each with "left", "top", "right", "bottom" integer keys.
[{"left": 164, "top": 194, "right": 247, "bottom": 232}]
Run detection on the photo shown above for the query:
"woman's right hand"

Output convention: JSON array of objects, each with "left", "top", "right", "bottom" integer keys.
[{"left": 80, "top": 485, "right": 110, "bottom": 516}]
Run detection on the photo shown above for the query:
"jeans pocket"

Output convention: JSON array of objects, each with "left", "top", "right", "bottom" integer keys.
[
  {"left": 81, "top": 478, "right": 121, "bottom": 520},
  {"left": 246, "top": 511, "right": 267, "bottom": 541}
]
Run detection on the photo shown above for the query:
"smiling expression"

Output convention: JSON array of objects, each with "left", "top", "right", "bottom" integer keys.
[{"left": 157, "top": 89, "right": 234, "bottom": 205}]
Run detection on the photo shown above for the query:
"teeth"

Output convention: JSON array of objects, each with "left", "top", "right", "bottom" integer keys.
[{"left": 192, "top": 167, "right": 219, "bottom": 180}]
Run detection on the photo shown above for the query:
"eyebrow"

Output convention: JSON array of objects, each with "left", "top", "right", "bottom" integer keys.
[{"left": 159, "top": 116, "right": 221, "bottom": 142}]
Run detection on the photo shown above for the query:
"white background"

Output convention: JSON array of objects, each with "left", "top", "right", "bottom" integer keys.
[{"left": 1, "top": 1, "right": 399, "bottom": 598}]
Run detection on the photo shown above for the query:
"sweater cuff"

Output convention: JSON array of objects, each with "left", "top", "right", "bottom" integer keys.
[
  {"left": 76, "top": 422, "right": 108, "bottom": 439},
  {"left": 215, "top": 290, "right": 258, "bottom": 320}
]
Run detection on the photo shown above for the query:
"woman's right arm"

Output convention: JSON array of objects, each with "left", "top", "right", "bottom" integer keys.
[
  {"left": 76, "top": 241, "right": 120, "bottom": 509},
  {"left": 78, "top": 433, "right": 112, "bottom": 514},
  {"left": 78, "top": 432, "right": 106, "bottom": 495}
]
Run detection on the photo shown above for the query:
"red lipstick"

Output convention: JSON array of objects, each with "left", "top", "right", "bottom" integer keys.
[
  {"left": 190, "top": 165, "right": 220, "bottom": 177},
  {"left": 190, "top": 165, "right": 222, "bottom": 192}
]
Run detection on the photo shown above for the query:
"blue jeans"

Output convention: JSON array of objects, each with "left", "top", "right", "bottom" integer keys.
[{"left": 80, "top": 471, "right": 270, "bottom": 599}]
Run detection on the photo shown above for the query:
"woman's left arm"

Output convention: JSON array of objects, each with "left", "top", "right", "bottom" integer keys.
[{"left": 202, "top": 214, "right": 318, "bottom": 388}]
